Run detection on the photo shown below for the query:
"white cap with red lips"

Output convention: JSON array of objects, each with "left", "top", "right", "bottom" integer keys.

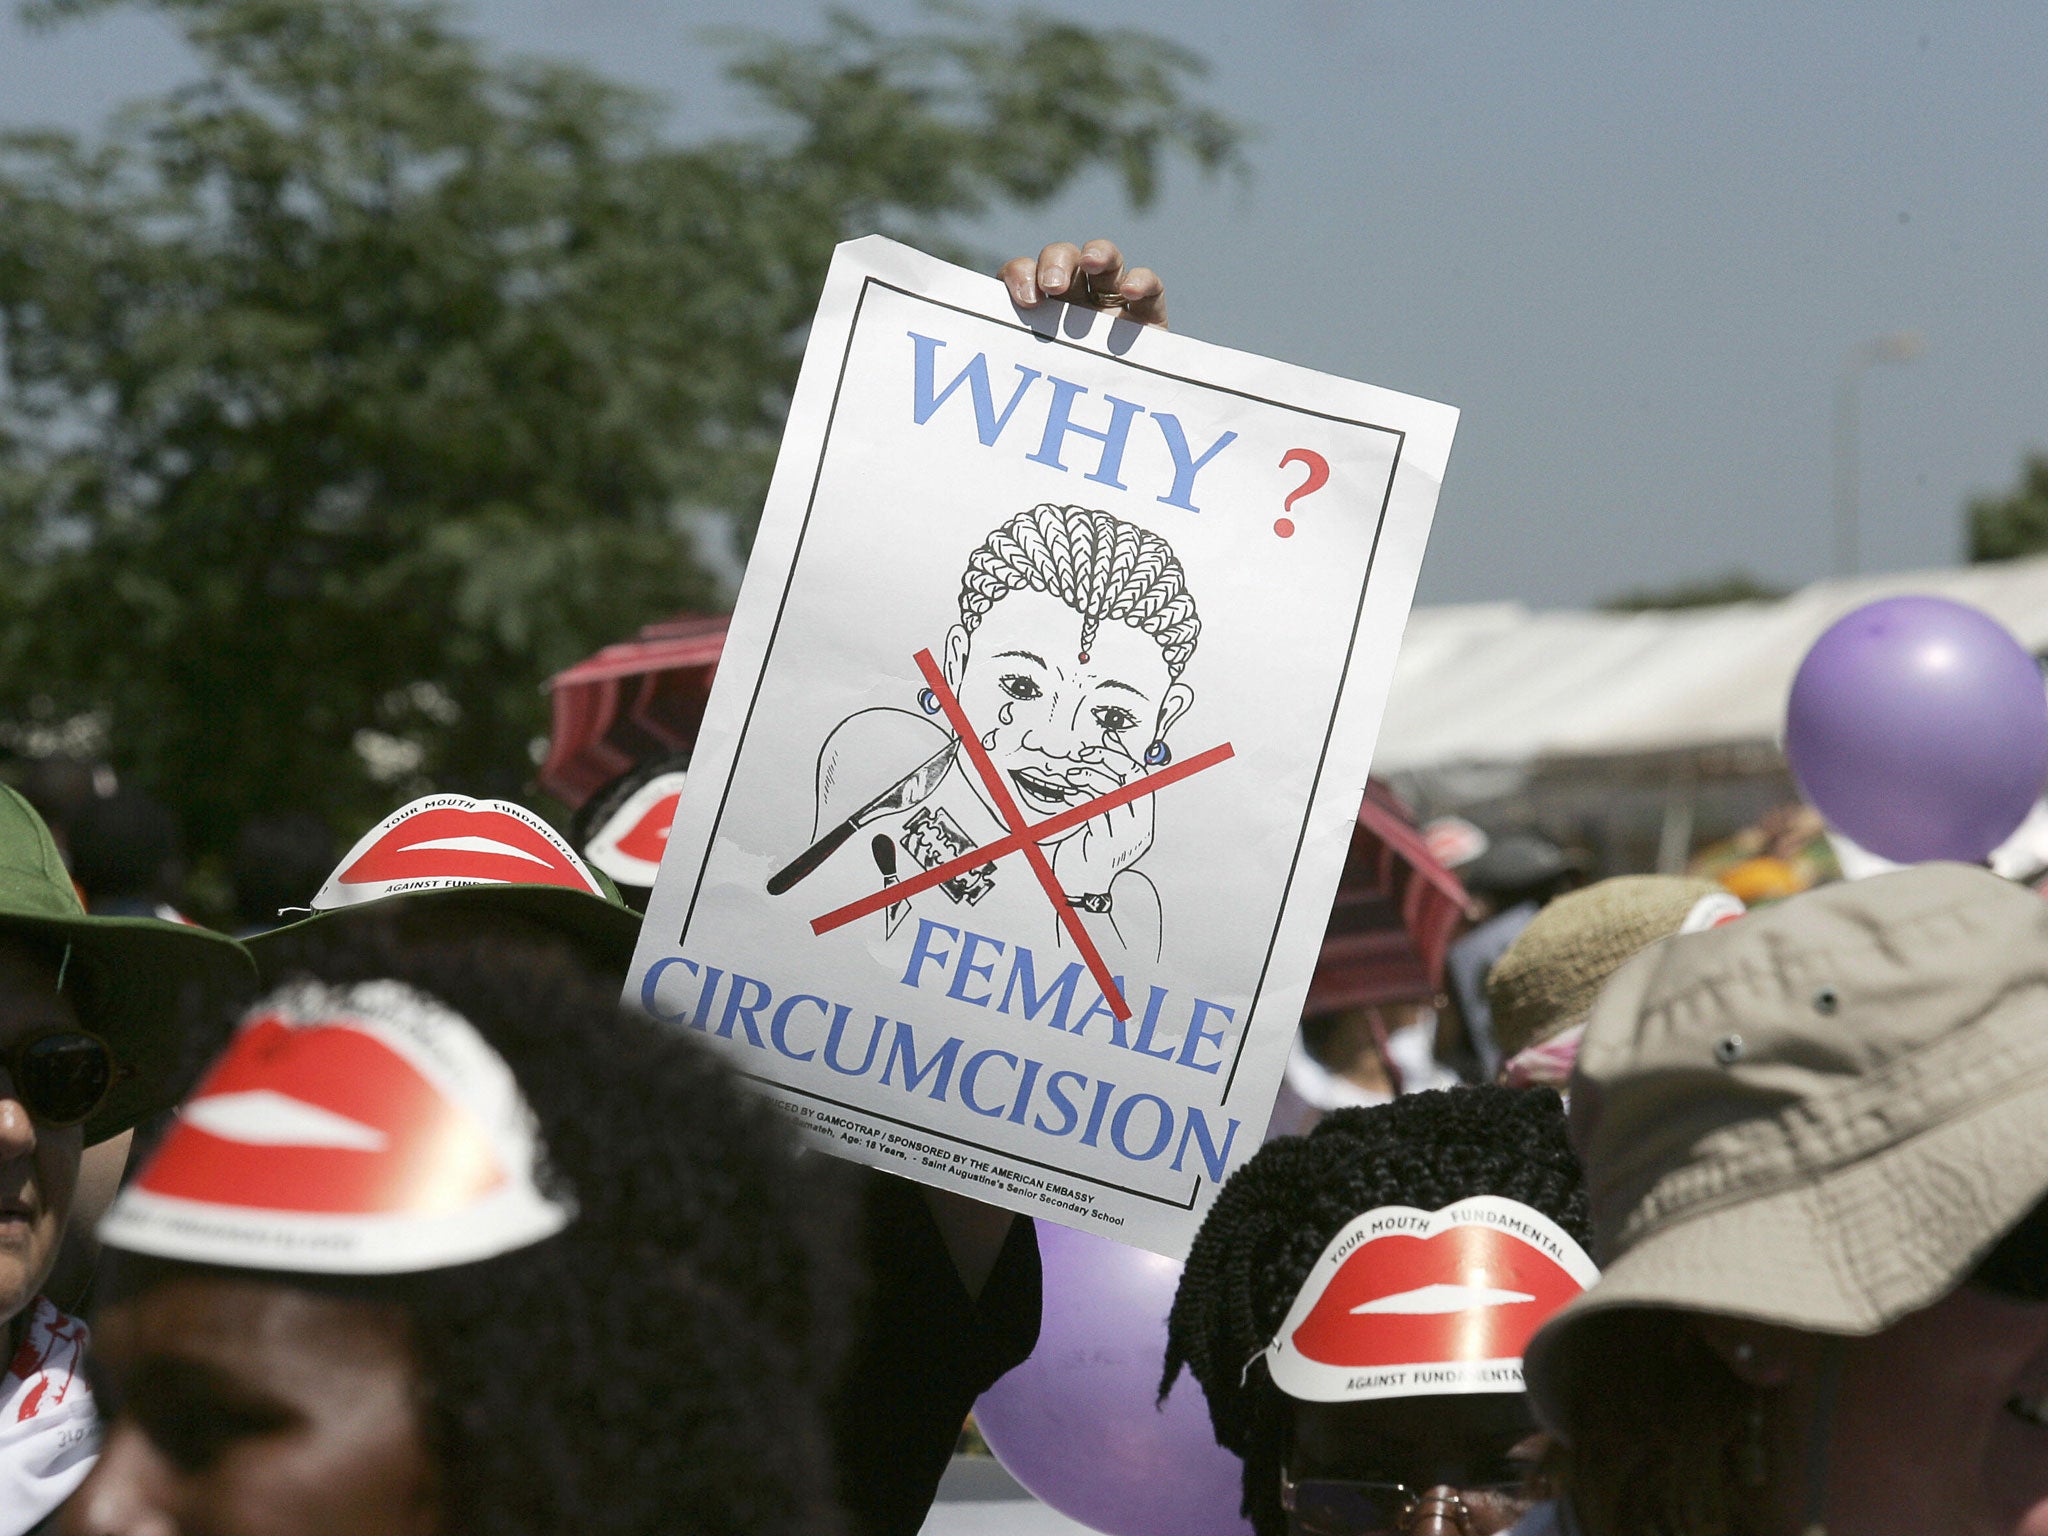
[
  {"left": 581, "top": 771, "right": 688, "bottom": 890},
  {"left": 1265, "top": 1196, "right": 1598, "bottom": 1403},
  {"left": 314, "top": 794, "right": 607, "bottom": 907},
  {"left": 99, "top": 979, "right": 574, "bottom": 1274}
]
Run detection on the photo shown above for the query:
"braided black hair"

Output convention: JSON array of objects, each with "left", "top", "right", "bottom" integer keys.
[
  {"left": 958, "top": 503, "right": 1201, "bottom": 677},
  {"left": 1161, "top": 1086, "right": 1589, "bottom": 1536},
  {"left": 104, "top": 915, "right": 851, "bottom": 1536}
]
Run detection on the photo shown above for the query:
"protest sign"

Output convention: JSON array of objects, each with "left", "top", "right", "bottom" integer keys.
[{"left": 628, "top": 237, "right": 1457, "bottom": 1256}]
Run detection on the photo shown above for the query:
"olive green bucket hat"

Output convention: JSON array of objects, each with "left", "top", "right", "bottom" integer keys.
[
  {"left": 1525, "top": 863, "right": 2048, "bottom": 1444},
  {"left": 244, "top": 794, "right": 643, "bottom": 984},
  {"left": 0, "top": 786, "right": 256, "bottom": 1144}
]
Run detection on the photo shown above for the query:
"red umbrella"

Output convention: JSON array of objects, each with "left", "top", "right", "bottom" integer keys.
[
  {"left": 539, "top": 613, "right": 728, "bottom": 809},
  {"left": 1307, "top": 780, "right": 1477, "bottom": 1013}
]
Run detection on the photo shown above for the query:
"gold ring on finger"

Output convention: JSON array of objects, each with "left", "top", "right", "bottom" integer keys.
[{"left": 1079, "top": 272, "right": 1126, "bottom": 307}]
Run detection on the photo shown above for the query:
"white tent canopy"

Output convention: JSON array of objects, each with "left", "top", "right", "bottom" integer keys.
[{"left": 1377, "top": 555, "right": 2048, "bottom": 777}]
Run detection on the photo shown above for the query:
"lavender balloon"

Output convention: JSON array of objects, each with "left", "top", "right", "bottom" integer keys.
[
  {"left": 974, "top": 1222, "right": 1252, "bottom": 1536},
  {"left": 1785, "top": 596, "right": 2048, "bottom": 863}
]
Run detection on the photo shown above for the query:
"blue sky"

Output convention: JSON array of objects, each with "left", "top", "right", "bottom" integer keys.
[{"left": 4, "top": 1, "right": 2043, "bottom": 608}]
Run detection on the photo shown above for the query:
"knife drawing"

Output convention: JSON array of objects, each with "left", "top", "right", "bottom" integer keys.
[{"left": 766, "top": 739, "right": 956, "bottom": 896}]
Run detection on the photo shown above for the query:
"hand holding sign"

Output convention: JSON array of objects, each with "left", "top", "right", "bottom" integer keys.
[{"left": 1000, "top": 237, "right": 1168, "bottom": 326}]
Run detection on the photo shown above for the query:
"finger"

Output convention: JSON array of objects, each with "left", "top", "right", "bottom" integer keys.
[
  {"left": 1076, "top": 238, "right": 1128, "bottom": 307},
  {"left": 1066, "top": 764, "right": 1126, "bottom": 798},
  {"left": 999, "top": 255, "right": 1041, "bottom": 308},
  {"left": 1036, "top": 241, "right": 1085, "bottom": 300},
  {"left": 1117, "top": 266, "right": 1168, "bottom": 328},
  {"left": 1095, "top": 739, "right": 1143, "bottom": 774},
  {"left": 1079, "top": 742, "right": 1135, "bottom": 768}
]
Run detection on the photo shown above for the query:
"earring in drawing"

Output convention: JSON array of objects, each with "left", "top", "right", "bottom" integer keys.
[
  {"left": 1144, "top": 740, "right": 1172, "bottom": 767},
  {"left": 918, "top": 688, "right": 942, "bottom": 716}
]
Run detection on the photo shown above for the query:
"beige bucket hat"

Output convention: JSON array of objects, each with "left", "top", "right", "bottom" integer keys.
[{"left": 1525, "top": 862, "right": 2048, "bottom": 1442}]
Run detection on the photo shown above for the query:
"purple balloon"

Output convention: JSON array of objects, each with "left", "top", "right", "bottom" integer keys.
[
  {"left": 974, "top": 1222, "right": 1252, "bottom": 1536},
  {"left": 1786, "top": 595, "right": 2048, "bottom": 863}
]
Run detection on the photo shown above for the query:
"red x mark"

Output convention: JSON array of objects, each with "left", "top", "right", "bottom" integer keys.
[{"left": 810, "top": 648, "right": 1235, "bottom": 1022}]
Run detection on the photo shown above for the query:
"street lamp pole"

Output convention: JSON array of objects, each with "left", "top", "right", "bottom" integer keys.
[{"left": 1832, "top": 331, "right": 1925, "bottom": 578}]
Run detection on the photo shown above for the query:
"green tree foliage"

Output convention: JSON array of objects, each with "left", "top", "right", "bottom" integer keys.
[
  {"left": 1966, "top": 453, "right": 2048, "bottom": 564},
  {"left": 0, "top": 0, "right": 1240, "bottom": 860}
]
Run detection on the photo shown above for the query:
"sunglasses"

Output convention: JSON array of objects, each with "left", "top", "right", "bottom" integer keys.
[
  {"left": 2, "top": 1030, "right": 117, "bottom": 1128},
  {"left": 1280, "top": 1468, "right": 1528, "bottom": 1536}
]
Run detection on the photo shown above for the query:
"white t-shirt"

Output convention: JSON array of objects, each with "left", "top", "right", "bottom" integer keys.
[{"left": 0, "top": 1297, "right": 97, "bottom": 1536}]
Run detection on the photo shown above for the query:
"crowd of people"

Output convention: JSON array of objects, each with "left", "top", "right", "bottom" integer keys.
[{"left": 1, "top": 240, "right": 2046, "bottom": 1536}]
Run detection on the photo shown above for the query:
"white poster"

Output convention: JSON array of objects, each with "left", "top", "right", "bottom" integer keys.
[{"left": 628, "top": 237, "right": 1456, "bottom": 1256}]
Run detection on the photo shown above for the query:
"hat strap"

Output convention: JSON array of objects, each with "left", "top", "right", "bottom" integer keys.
[{"left": 1797, "top": 1336, "right": 1844, "bottom": 1536}]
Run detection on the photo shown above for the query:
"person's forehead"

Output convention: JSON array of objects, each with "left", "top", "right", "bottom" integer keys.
[
  {"left": 101, "top": 1270, "right": 412, "bottom": 1383},
  {"left": 0, "top": 932, "right": 77, "bottom": 1043},
  {"left": 1288, "top": 1393, "right": 1536, "bottom": 1474},
  {"left": 1890, "top": 1278, "right": 2048, "bottom": 1366}
]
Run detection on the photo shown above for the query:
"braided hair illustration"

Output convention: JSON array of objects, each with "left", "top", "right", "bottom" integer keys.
[
  {"left": 958, "top": 504, "right": 1200, "bottom": 678},
  {"left": 1161, "top": 1087, "right": 1590, "bottom": 1536}
]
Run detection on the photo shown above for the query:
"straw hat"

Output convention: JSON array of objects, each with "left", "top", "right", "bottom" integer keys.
[
  {"left": 1525, "top": 863, "right": 2048, "bottom": 1441},
  {"left": 1486, "top": 876, "right": 1738, "bottom": 1058}
]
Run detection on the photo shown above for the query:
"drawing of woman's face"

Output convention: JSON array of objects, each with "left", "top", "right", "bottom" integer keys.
[{"left": 943, "top": 587, "right": 1193, "bottom": 835}]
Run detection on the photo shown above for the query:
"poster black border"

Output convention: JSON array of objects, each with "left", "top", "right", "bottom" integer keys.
[{"left": 668, "top": 274, "right": 1409, "bottom": 1209}]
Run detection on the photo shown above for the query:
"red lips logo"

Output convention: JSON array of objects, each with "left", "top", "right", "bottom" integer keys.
[
  {"left": 104, "top": 980, "right": 575, "bottom": 1277},
  {"left": 1290, "top": 1221, "right": 1587, "bottom": 1370},
  {"left": 612, "top": 791, "right": 679, "bottom": 865},
  {"left": 584, "top": 771, "right": 689, "bottom": 887},
  {"left": 141, "top": 1015, "right": 503, "bottom": 1216},
  {"left": 323, "top": 796, "right": 602, "bottom": 902}
]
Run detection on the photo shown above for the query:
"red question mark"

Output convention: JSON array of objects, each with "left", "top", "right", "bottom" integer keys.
[{"left": 1275, "top": 449, "right": 1329, "bottom": 538}]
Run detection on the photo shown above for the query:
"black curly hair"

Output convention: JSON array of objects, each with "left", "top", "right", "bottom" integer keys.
[
  {"left": 1161, "top": 1086, "right": 1590, "bottom": 1536},
  {"left": 103, "top": 915, "right": 851, "bottom": 1536}
]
